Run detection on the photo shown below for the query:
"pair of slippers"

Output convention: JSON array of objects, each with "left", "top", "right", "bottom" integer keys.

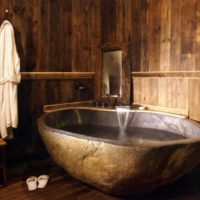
[{"left": 26, "top": 175, "right": 49, "bottom": 191}]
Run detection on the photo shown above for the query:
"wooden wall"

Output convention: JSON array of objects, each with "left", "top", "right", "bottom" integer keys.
[
  {"left": 100, "top": 0, "right": 141, "bottom": 71},
  {"left": 0, "top": 0, "right": 100, "bottom": 162},
  {"left": 130, "top": 0, "right": 200, "bottom": 121},
  {"left": 99, "top": 0, "right": 200, "bottom": 120}
]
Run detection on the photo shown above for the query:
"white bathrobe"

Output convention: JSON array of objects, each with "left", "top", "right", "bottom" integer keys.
[{"left": 0, "top": 20, "right": 21, "bottom": 138}]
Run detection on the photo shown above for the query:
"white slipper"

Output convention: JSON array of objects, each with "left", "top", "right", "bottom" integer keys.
[
  {"left": 37, "top": 175, "right": 49, "bottom": 188},
  {"left": 26, "top": 176, "right": 37, "bottom": 191}
]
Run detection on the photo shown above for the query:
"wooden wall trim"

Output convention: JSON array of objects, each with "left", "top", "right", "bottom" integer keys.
[
  {"left": 43, "top": 100, "right": 94, "bottom": 112},
  {"left": 132, "top": 71, "right": 200, "bottom": 77},
  {"left": 133, "top": 103, "right": 188, "bottom": 116},
  {"left": 21, "top": 72, "right": 95, "bottom": 80}
]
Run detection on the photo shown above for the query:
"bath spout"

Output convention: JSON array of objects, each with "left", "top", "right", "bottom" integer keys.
[{"left": 112, "top": 95, "right": 121, "bottom": 108}]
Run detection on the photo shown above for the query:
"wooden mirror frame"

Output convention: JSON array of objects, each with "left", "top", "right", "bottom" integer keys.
[{"left": 95, "top": 42, "right": 132, "bottom": 105}]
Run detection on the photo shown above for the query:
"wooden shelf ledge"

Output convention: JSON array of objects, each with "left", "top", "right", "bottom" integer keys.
[
  {"left": 21, "top": 72, "right": 95, "bottom": 80},
  {"left": 43, "top": 100, "right": 94, "bottom": 112},
  {"left": 132, "top": 71, "right": 200, "bottom": 78}
]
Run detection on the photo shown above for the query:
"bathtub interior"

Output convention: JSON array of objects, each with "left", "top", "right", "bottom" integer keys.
[{"left": 43, "top": 108, "right": 200, "bottom": 142}]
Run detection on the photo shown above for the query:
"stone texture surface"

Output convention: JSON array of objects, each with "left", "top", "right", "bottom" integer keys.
[{"left": 37, "top": 108, "right": 200, "bottom": 196}]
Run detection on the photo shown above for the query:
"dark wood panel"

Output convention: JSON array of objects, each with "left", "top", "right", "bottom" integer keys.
[
  {"left": 131, "top": 0, "right": 141, "bottom": 72},
  {"left": 181, "top": 0, "right": 197, "bottom": 71},
  {"left": 116, "top": 0, "right": 125, "bottom": 43},
  {"left": 0, "top": 0, "right": 97, "bottom": 160},
  {"left": 148, "top": 0, "right": 161, "bottom": 71},
  {"left": 0, "top": 0, "right": 99, "bottom": 72},
  {"left": 101, "top": 0, "right": 117, "bottom": 44},
  {"left": 72, "top": 0, "right": 97, "bottom": 72},
  {"left": 170, "top": 0, "right": 181, "bottom": 71},
  {"left": 140, "top": 0, "right": 149, "bottom": 72},
  {"left": 90, "top": 0, "right": 101, "bottom": 71},
  {"left": 62, "top": 0, "right": 72, "bottom": 71},
  {"left": 49, "top": 0, "right": 62, "bottom": 71},
  {"left": 160, "top": 0, "right": 171, "bottom": 71}
]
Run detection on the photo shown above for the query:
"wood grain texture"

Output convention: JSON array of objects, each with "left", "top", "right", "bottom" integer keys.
[
  {"left": 189, "top": 79, "right": 200, "bottom": 121},
  {"left": 148, "top": 0, "right": 161, "bottom": 71},
  {"left": 160, "top": 0, "right": 171, "bottom": 71},
  {"left": 2, "top": 0, "right": 200, "bottom": 73},
  {"left": 101, "top": 0, "right": 117, "bottom": 44},
  {"left": 0, "top": 164, "right": 118, "bottom": 200},
  {"left": 104, "top": 0, "right": 200, "bottom": 72},
  {"left": 1, "top": 159, "right": 200, "bottom": 200},
  {"left": 72, "top": 0, "right": 90, "bottom": 71},
  {"left": 0, "top": 0, "right": 97, "bottom": 160},
  {"left": 170, "top": 0, "right": 181, "bottom": 71},
  {"left": 140, "top": 0, "right": 149, "bottom": 71},
  {"left": 181, "top": 0, "right": 197, "bottom": 71},
  {"left": 133, "top": 77, "right": 189, "bottom": 116},
  {"left": 21, "top": 72, "right": 95, "bottom": 80},
  {"left": 0, "top": 0, "right": 100, "bottom": 72},
  {"left": 131, "top": 0, "right": 141, "bottom": 72},
  {"left": 132, "top": 71, "right": 200, "bottom": 77}
]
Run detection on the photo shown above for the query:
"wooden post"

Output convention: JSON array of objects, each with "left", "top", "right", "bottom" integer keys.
[{"left": 0, "top": 139, "right": 7, "bottom": 186}]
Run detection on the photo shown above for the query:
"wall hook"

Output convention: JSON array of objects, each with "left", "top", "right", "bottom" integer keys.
[{"left": 4, "top": 9, "right": 11, "bottom": 21}]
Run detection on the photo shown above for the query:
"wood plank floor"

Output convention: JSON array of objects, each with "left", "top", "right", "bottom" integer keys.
[{"left": 1, "top": 159, "right": 200, "bottom": 200}]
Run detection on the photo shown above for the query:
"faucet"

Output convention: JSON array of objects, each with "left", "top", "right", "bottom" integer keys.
[
  {"left": 91, "top": 94, "right": 122, "bottom": 108},
  {"left": 112, "top": 95, "right": 121, "bottom": 108}
]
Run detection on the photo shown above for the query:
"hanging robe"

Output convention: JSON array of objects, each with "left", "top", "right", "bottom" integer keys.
[{"left": 0, "top": 20, "right": 21, "bottom": 138}]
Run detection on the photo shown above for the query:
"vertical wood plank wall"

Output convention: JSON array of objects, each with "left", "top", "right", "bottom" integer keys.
[
  {"left": 0, "top": 0, "right": 100, "bottom": 160},
  {"left": 131, "top": 0, "right": 200, "bottom": 122},
  {"left": 99, "top": 0, "right": 200, "bottom": 121}
]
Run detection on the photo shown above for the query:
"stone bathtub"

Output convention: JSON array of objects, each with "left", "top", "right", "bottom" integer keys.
[{"left": 37, "top": 107, "right": 200, "bottom": 196}]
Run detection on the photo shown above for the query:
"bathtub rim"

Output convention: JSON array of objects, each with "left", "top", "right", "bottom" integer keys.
[{"left": 37, "top": 107, "right": 200, "bottom": 148}]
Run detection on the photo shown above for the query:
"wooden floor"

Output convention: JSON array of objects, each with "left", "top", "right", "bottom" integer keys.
[{"left": 1, "top": 159, "right": 200, "bottom": 200}]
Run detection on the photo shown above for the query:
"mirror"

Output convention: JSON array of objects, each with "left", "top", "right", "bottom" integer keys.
[{"left": 101, "top": 50, "right": 122, "bottom": 97}]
